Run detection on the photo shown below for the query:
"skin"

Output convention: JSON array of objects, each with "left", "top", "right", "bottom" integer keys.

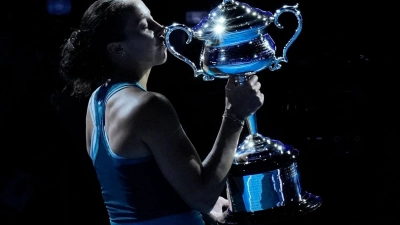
[{"left": 85, "top": 0, "right": 264, "bottom": 224}]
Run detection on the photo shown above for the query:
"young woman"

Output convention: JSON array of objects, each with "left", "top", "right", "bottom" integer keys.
[{"left": 59, "top": 0, "right": 264, "bottom": 224}]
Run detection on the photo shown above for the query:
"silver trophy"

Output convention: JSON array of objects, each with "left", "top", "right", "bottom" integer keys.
[{"left": 165, "top": 1, "right": 321, "bottom": 224}]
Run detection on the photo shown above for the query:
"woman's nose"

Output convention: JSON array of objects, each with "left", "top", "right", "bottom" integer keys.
[{"left": 154, "top": 22, "right": 165, "bottom": 37}]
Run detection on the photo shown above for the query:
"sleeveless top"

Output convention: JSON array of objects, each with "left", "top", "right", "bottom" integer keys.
[{"left": 88, "top": 81, "right": 205, "bottom": 225}]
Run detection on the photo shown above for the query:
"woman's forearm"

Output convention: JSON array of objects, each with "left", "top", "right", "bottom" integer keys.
[{"left": 198, "top": 116, "right": 244, "bottom": 210}]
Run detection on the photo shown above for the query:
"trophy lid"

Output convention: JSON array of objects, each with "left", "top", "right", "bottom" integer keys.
[{"left": 192, "top": 0, "right": 273, "bottom": 40}]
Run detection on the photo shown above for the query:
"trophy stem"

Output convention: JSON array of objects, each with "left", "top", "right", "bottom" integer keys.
[
  {"left": 234, "top": 75, "right": 259, "bottom": 136},
  {"left": 246, "top": 114, "right": 258, "bottom": 135}
]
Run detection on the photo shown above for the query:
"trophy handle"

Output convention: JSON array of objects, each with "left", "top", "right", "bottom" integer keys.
[
  {"left": 270, "top": 4, "right": 303, "bottom": 71},
  {"left": 165, "top": 24, "right": 204, "bottom": 78}
]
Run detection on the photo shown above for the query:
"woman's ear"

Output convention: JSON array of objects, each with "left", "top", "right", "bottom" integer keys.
[{"left": 106, "top": 42, "right": 124, "bottom": 56}]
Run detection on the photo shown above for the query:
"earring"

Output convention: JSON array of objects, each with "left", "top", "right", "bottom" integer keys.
[{"left": 121, "top": 51, "right": 126, "bottom": 57}]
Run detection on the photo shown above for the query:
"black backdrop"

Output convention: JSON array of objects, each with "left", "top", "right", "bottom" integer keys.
[{"left": 0, "top": 0, "right": 398, "bottom": 224}]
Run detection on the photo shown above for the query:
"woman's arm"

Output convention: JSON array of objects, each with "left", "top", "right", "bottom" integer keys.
[
  {"left": 135, "top": 76, "right": 263, "bottom": 213},
  {"left": 201, "top": 196, "right": 229, "bottom": 225}
]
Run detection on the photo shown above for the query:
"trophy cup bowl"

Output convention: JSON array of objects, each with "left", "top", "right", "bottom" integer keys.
[{"left": 164, "top": 1, "right": 322, "bottom": 224}]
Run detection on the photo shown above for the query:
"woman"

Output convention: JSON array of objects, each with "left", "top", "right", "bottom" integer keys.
[{"left": 59, "top": 0, "right": 264, "bottom": 224}]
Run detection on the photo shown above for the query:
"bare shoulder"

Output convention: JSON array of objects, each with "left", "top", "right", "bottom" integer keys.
[
  {"left": 108, "top": 88, "right": 180, "bottom": 134},
  {"left": 117, "top": 89, "right": 175, "bottom": 118},
  {"left": 102, "top": 87, "right": 181, "bottom": 157},
  {"left": 139, "top": 92, "right": 176, "bottom": 116},
  {"left": 135, "top": 91, "right": 180, "bottom": 129}
]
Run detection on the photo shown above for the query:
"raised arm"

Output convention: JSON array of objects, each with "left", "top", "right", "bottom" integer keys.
[{"left": 137, "top": 76, "right": 263, "bottom": 213}]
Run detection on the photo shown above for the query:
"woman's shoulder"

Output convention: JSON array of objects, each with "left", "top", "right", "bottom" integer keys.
[
  {"left": 136, "top": 91, "right": 176, "bottom": 117},
  {"left": 125, "top": 88, "right": 171, "bottom": 108},
  {"left": 108, "top": 89, "right": 180, "bottom": 137},
  {"left": 111, "top": 88, "right": 176, "bottom": 121}
]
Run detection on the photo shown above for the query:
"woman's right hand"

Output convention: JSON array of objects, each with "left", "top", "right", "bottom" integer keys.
[{"left": 224, "top": 75, "right": 264, "bottom": 120}]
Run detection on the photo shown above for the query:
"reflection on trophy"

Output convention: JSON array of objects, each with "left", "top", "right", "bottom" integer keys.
[{"left": 165, "top": 0, "right": 322, "bottom": 224}]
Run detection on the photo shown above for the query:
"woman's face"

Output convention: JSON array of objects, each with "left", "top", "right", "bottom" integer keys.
[{"left": 120, "top": 0, "right": 167, "bottom": 68}]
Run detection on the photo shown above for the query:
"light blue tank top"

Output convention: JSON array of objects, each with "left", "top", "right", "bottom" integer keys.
[{"left": 88, "top": 81, "right": 205, "bottom": 225}]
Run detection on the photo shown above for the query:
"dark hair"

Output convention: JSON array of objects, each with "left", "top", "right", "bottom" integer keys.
[{"left": 59, "top": 0, "right": 135, "bottom": 97}]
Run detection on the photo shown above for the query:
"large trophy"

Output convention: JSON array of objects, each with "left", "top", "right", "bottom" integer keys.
[{"left": 164, "top": 0, "right": 322, "bottom": 224}]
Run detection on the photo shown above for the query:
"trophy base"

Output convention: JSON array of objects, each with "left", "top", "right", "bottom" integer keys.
[{"left": 217, "top": 192, "right": 322, "bottom": 225}]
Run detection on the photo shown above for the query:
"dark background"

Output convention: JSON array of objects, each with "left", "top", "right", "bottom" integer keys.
[{"left": 0, "top": 0, "right": 398, "bottom": 224}]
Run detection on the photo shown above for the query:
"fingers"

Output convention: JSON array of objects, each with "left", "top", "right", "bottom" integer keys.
[
  {"left": 254, "top": 80, "right": 261, "bottom": 91},
  {"left": 259, "top": 92, "right": 264, "bottom": 105},
  {"left": 239, "top": 75, "right": 260, "bottom": 93},
  {"left": 248, "top": 75, "right": 259, "bottom": 85},
  {"left": 218, "top": 196, "right": 229, "bottom": 206},
  {"left": 225, "top": 76, "right": 235, "bottom": 90},
  {"left": 224, "top": 74, "right": 263, "bottom": 118},
  {"left": 247, "top": 76, "right": 261, "bottom": 97}
]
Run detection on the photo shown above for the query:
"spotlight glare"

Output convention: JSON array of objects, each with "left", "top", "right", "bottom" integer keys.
[{"left": 214, "top": 24, "right": 225, "bottom": 34}]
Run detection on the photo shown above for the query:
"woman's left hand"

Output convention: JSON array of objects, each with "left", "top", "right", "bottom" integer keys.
[{"left": 202, "top": 196, "right": 229, "bottom": 225}]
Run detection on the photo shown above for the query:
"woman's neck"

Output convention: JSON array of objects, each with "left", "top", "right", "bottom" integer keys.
[
  {"left": 112, "top": 68, "right": 151, "bottom": 90},
  {"left": 138, "top": 71, "right": 149, "bottom": 90}
]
